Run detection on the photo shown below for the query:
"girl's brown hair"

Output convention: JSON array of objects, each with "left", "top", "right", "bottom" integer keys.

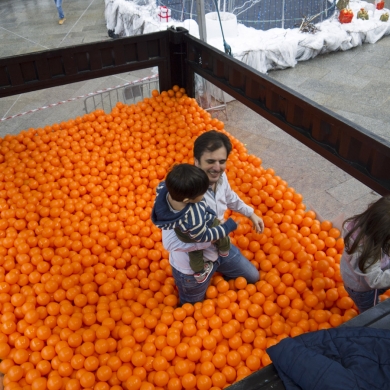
[{"left": 343, "top": 196, "right": 390, "bottom": 273}]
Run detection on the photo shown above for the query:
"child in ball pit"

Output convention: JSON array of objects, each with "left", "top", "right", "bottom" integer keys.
[
  {"left": 340, "top": 196, "right": 390, "bottom": 313},
  {"left": 151, "top": 163, "right": 238, "bottom": 283}
]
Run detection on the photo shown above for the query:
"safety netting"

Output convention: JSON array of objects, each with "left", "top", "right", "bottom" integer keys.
[{"left": 156, "top": 0, "right": 336, "bottom": 30}]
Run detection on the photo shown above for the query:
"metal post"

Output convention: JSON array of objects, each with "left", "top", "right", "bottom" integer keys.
[
  {"left": 195, "top": 0, "right": 210, "bottom": 113},
  {"left": 281, "top": 0, "right": 285, "bottom": 29},
  {"left": 197, "top": 0, "right": 207, "bottom": 42}
]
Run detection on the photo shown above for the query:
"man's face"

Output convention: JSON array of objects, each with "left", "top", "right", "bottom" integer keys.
[{"left": 195, "top": 147, "right": 228, "bottom": 184}]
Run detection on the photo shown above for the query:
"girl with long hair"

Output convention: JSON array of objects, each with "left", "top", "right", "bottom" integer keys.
[{"left": 340, "top": 196, "right": 390, "bottom": 312}]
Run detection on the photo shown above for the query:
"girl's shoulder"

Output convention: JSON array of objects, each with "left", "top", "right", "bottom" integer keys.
[
  {"left": 381, "top": 251, "right": 390, "bottom": 271},
  {"left": 343, "top": 220, "right": 360, "bottom": 242},
  {"left": 343, "top": 220, "right": 355, "bottom": 234}
]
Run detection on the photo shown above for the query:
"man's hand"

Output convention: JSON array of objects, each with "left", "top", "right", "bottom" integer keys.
[{"left": 249, "top": 213, "right": 264, "bottom": 233}]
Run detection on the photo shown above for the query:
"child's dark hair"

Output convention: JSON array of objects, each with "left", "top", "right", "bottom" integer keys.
[
  {"left": 165, "top": 164, "right": 209, "bottom": 202},
  {"left": 193, "top": 130, "right": 232, "bottom": 162},
  {"left": 343, "top": 196, "right": 390, "bottom": 273}
]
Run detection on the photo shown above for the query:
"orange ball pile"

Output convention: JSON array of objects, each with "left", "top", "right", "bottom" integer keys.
[{"left": 0, "top": 85, "right": 356, "bottom": 390}]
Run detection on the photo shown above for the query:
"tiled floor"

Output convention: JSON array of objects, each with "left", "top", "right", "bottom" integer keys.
[
  {"left": 0, "top": 0, "right": 385, "bottom": 221},
  {"left": 224, "top": 101, "right": 379, "bottom": 222},
  {"left": 267, "top": 38, "right": 390, "bottom": 144},
  {"left": 0, "top": 0, "right": 108, "bottom": 56}
]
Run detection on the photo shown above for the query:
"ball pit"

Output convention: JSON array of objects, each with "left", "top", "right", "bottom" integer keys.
[{"left": 0, "top": 85, "right": 362, "bottom": 390}]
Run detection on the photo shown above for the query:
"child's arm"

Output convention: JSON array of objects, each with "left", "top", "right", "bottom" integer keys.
[
  {"left": 178, "top": 203, "right": 238, "bottom": 243},
  {"left": 364, "top": 261, "right": 390, "bottom": 289}
]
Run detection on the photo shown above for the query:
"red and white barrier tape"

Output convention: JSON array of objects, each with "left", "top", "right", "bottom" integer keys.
[{"left": 1, "top": 74, "right": 159, "bottom": 122}]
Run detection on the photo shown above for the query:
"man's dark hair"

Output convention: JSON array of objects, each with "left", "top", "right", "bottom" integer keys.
[
  {"left": 165, "top": 164, "right": 209, "bottom": 202},
  {"left": 193, "top": 130, "right": 232, "bottom": 162}
]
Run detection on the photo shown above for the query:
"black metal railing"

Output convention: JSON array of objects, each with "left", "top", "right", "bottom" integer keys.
[{"left": 0, "top": 31, "right": 172, "bottom": 96}]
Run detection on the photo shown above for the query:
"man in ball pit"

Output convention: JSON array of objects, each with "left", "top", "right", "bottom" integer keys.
[{"left": 162, "top": 130, "right": 265, "bottom": 304}]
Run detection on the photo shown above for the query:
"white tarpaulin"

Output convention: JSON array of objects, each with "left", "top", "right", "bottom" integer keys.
[{"left": 105, "top": 0, "right": 390, "bottom": 74}]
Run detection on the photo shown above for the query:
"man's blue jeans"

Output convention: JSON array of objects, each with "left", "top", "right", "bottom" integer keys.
[
  {"left": 54, "top": 0, "right": 64, "bottom": 19},
  {"left": 171, "top": 244, "right": 259, "bottom": 305}
]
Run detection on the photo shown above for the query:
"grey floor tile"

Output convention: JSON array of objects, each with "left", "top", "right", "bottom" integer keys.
[
  {"left": 298, "top": 78, "right": 362, "bottom": 98},
  {"left": 293, "top": 88, "right": 331, "bottom": 106},
  {"left": 268, "top": 71, "right": 308, "bottom": 89},
  {"left": 320, "top": 69, "right": 371, "bottom": 88},
  {"left": 353, "top": 51, "right": 390, "bottom": 65},
  {"left": 270, "top": 63, "right": 330, "bottom": 81},
  {"left": 327, "top": 95, "right": 390, "bottom": 123},
  {"left": 342, "top": 192, "right": 381, "bottom": 218},
  {"left": 355, "top": 64, "right": 390, "bottom": 80},
  {"left": 302, "top": 191, "right": 345, "bottom": 222},
  {"left": 298, "top": 51, "right": 365, "bottom": 75},
  {"left": 333, "top": 109, "right": 390, "bottom": 142},
  {"left": 326, "top": 178, "right": 374, "bottom": 205}
]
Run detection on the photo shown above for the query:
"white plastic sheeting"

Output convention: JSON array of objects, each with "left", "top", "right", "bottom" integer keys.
[
  {"left": 105, "top": 0, "right": 162, "bottom": 35},
  {"left": 232, "top": 2, "right": 390, "bottom": 74},
  {"left": 105, "top": 0, "right": 390, "bottom": 74},
  {"left": 104, "top": 0, "right": 200, "bottom": 36}
]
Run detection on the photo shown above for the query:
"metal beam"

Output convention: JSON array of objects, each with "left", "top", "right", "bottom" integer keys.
[
  {"left": 0, "top": 31, "right": 172, "bottom": 97},
  {"left": 196, "top": 0, "right": 207, "bottom": 42}
]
